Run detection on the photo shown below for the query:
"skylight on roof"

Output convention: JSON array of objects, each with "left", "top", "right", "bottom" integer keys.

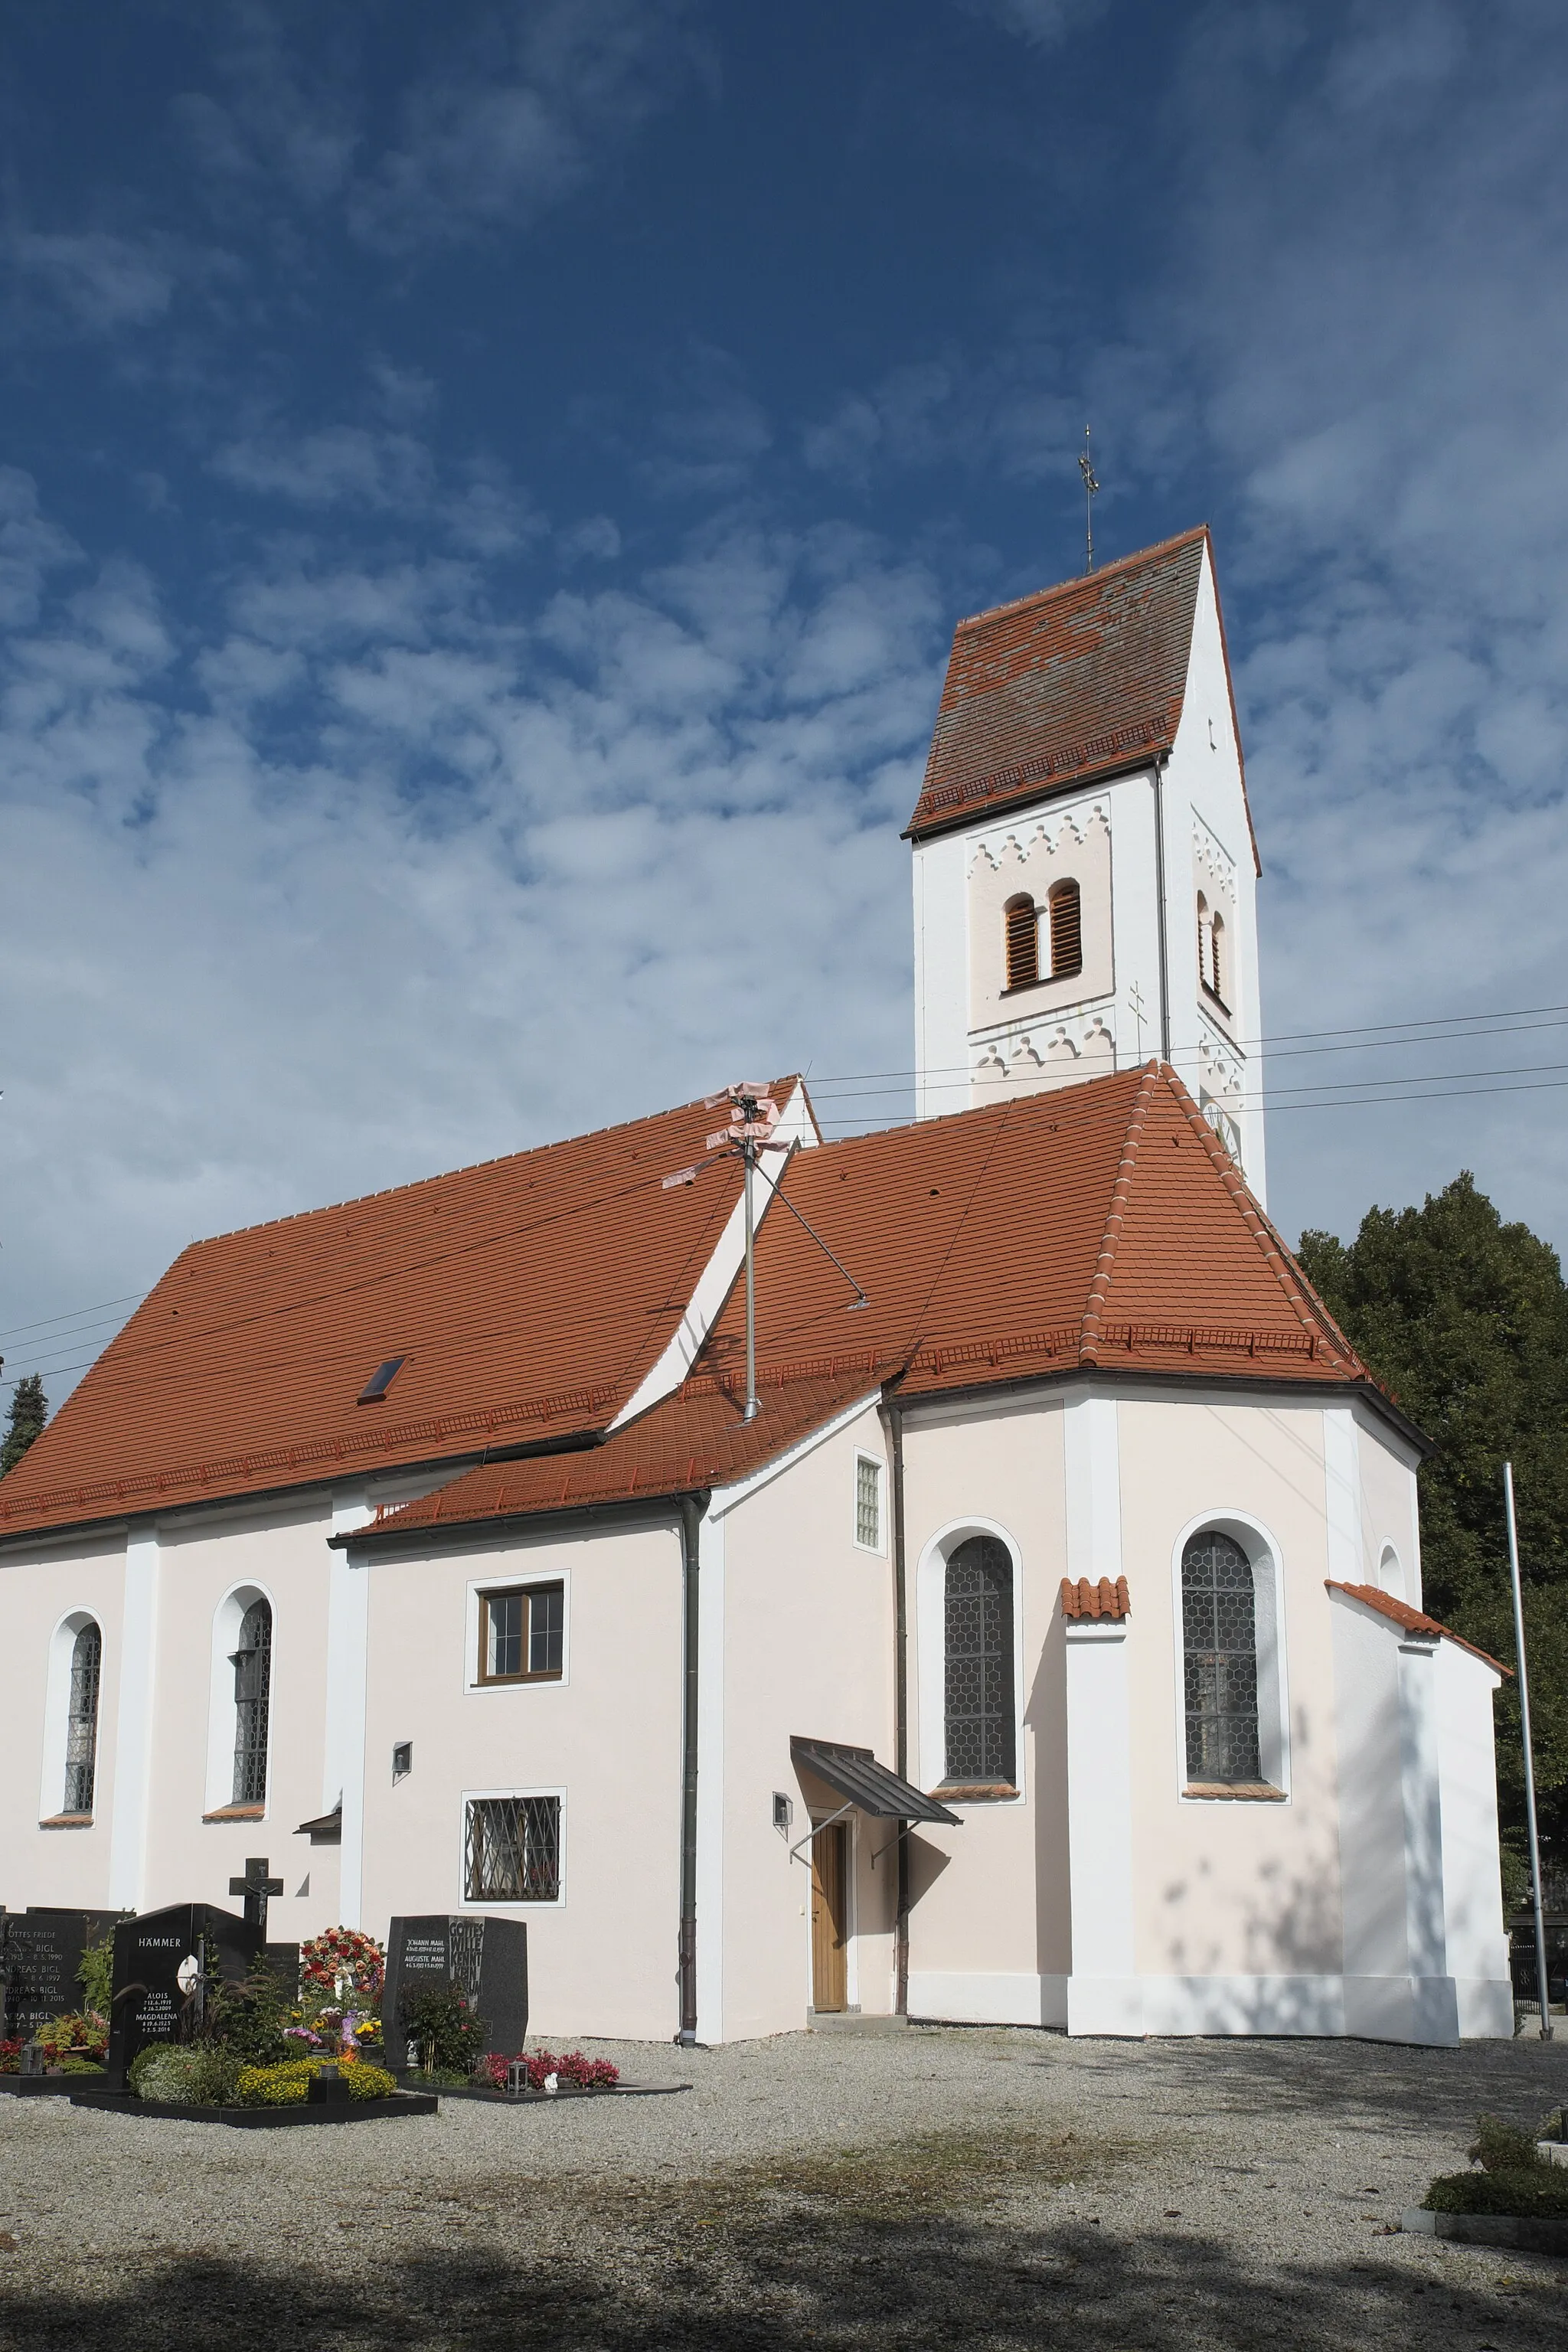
[{"left": 358, "top": 1355, "right": 407, "bottom": 1405}]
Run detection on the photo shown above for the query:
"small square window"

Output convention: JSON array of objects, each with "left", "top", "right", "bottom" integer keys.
[
  {"left": 466, "top": 1794, "right": 560, "bottom": 1903},
  {"left": 855, "top": 1455, "right": 882, "bottom": 1550},
  {"left": 479, "top": 1583, "right": 564, "bottom": 1684}
]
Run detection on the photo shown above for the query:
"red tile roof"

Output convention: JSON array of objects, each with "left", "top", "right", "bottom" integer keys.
[
  {"left": 906, "top": 528, "right": 1213, "bottom": 840},
  {"left": 1061, "top": 1576, "right": 1131, "bottom": 1622},
  {"left": 360, "top": 1063, "right": 1380, "bottom": 1540},
  {"left": 357, "top": 1366, "right": 888, "bottom": 1539},
  {"left": 1325, "top": 1583, "right": 1510, "bottom": 1675},
  {"left": 0, "top": 1089, "right": 792, "bottom": 1540},
  {"left": 2, "top": 1061, "right": 1386, "bottom": 1550}
]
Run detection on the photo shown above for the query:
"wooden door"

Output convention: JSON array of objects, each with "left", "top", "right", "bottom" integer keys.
[{"left": 810, "top": 1821, "right": 849, "bottom": 2012}]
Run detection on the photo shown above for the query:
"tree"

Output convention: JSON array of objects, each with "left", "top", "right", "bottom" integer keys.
[
  {"left": 1298, "top": 1174, "right": 1568, "bottom": 1899},
  {"left": 0, "top": 1373, "right": 47, "bottom": 1477}
]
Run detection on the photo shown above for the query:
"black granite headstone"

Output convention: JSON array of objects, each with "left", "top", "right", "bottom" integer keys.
[
  {"left": 382, "top": 1916, "right": 528, "bottom": 2062},
  {"left": 2, "top": 1909, "right": 119, "bottom": 2041},
  {"left": 103, "top": 1903, "right": 263, "bottom": 2091}
]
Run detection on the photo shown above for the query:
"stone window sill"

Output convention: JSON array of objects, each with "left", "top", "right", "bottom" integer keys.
[
  {"left": 38, "top": 1813, "right": 93, "bottom": 1830},
  {"left": 1200, "top": 983, "right": 1233, "bottom": 1020},
  {"left": 1183, "top": 1782, "right": 1285, "bottom": 1802},
  {"left": 934, "top": 1781, "right": 1020, "bottom": 1802},
  {"left": 202, "top": 1802, "right": 266, "bottom": 1822},
  {"left": 999, "top": 975, "right": 1083, "bottom": 999}
]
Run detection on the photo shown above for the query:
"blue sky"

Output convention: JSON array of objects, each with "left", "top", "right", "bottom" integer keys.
[{"left": 4, "top": 0, "right": 1568, "bottom": 1403}]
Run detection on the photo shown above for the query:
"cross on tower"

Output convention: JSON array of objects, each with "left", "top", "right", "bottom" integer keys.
[
  {"left": 230, "top": 1856, "right": 283, "bottom": 1938},
  {"left": 1128, "top": 982, "right": 1149, "bottom": 1061}
]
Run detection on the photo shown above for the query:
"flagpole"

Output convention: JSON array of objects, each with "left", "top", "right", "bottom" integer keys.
[{"left": 1504, "top": 1462, "right": 1553, "bottom": 2037}]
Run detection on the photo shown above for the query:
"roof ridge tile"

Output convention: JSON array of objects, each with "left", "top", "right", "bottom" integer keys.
[
  {"left": 1158, "top": 1066, "right": 1356, "bottom": 1374},
  {"left": 1078, "top": 1061, "right": 1160, "bottom": 1364}
]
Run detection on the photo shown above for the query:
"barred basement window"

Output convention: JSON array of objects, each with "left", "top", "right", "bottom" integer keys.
[
  {"left": 63, "top": 1620, "right": 101, "bottom": 1815},
  {"left": 1181, "top": 1530, "right": 1261, "bottom": 1783},
  {"left": 466, "top": 1794, "right": 561, "bottom": 1903},
  {"left": 855, "top": 1455, "right": 881, "bottom": 1550},
  {"left": 942, "top": 1535, "right": 1016, "bottom": 1786},
  {"left": 479, "top": 1583, "right": 564, "bottom": 1684},
  {"left": 1004, "top": 894, "right": 1039, "bottom": 989},
  {"left": 230, "top": 1597, "right": 273, "bottom": 1807},
  {"left": 1047, "top": 878, "right": 1083, "bottom": 978}
]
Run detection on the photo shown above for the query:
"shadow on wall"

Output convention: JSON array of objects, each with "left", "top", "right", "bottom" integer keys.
[{"left": 1027, "top": 1611, "right": 1071, "bottom": 1986}]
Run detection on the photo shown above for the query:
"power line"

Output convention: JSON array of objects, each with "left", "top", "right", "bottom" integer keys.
[{"left": 0, "top": 1289, "right": 149, "bottom": 1342}]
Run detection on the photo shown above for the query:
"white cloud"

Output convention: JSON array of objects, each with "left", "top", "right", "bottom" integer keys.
[
  {"left": 0, "top": 477, "right": 936, "bottom": 1403},
  {"left": 3, "top": 230, "right": 189, "bottom": 334},
  {"left": 956, "top": 0, "right": 1112, "bottom": 49},
  {"left": 346, "top": 0, "right": 698, "bottom": 254}
]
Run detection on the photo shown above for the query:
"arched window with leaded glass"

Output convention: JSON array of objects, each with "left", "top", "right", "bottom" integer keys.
[
  {"left": 1181, "top": 1530, "right": 1261, "bottom": 1785},
  {"left": 942, "top": 1534, "right": 1016, "bottom": 1789},
  {"left": 230, "top": 1596, "right": 273, "bottom": 1807},
  {"left": 63, "top": 1619, "right": 101, "bottom": 1815}
]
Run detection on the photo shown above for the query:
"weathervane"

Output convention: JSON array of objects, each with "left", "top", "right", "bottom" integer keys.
[{"left": 1079, "top": 425, "right": 1099, "bottom": 573}]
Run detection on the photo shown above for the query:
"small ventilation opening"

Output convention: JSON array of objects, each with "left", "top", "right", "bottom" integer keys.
[{"left": 358, "top": 1354, "right": 407, "bottom": 1404}]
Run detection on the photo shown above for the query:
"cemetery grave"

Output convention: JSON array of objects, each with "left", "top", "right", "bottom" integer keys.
[{"left": 0, "top": 1907, "right": 118, "bottom": 2091}]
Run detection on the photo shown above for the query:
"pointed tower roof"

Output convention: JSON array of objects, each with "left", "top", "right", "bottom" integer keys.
[{"left": 906, "top": 526, "right": 1220, "bottom": 840}]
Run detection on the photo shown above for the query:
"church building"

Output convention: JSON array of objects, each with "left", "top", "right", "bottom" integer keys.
[{"left": 0, "top": 529, "right": 1513, "bottom": 2047}]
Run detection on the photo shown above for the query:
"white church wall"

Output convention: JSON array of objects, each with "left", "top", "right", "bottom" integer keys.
[
  {"left": 356, "top": 1514, "right": 684, "bottom": 2044},
  {"left": 1434, "top": 1638, "right": 1513, "bottom": 2037},
  {"left": 900, "top": 1390, "right": 1072, "bottom": 2029},
  {"left": 0, "top": 1530, "right": 125, "bottom": 1911},
  {"left": 139, "top": 1494, "right": 340, "bottom": 1941},
  {"left": 712, "top": 1400, "right": 897, "bottom": 2042},
  {"left": 1162, "top": 543, "right": 1265, "bottom": 1199},
  {"left": 1117, "top": 1393, "right": 1346, "bottom": 2006},
  {"left": 1352, "top": 1409, "right": 1425, "bottom": 1607}
]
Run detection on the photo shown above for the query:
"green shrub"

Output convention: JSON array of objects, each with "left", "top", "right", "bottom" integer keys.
[
  {"left": 1424, "top": 2170, "right": 1568, "bottom": 2218},
  {"left": 234, "top": 2057, "right": 397, "bottom": 2108},
  {"left": 211, "top": 1960, "right": 298, "bottom": 2066},
  {"left": 1420, "top": 2112, "right": 1568, "bottom": 2217},
  {"left": 397, "top": 1984, "right": 485, "bottom": 2076},
  {"left": 1468, "top": 2114, "right": 1548, "bottom": 2175},
  {"left": 76, "top": 1934, "right": 115, "bottom": 2021},
  {"left": 133, "top": 2045, "right": 242, "bottom": 2106}
]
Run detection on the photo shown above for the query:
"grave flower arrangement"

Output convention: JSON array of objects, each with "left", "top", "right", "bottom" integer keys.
[
  {"left": 475, "top": 2050, "right": 619, "bottom": 2092},
  {"left": 1422, "top": 2112, "right": 1568, "bottom": 2220},
  {"left": 234, "top": 2054, "right": 397, "bottom": 2107},
  {"left": 0, "top": 2039, "right": 22, "bottom": 2076},
  {"left": 37, "top": 2012, "right": 108, "bottom": 2069},
  {"left": 301, "top": 1927, "right": 384, "bottom": 2010}
]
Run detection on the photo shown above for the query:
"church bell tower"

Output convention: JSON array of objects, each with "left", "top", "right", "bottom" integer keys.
[{"left": 906, "top": 526, "right": 1266, "bottom": 1203}]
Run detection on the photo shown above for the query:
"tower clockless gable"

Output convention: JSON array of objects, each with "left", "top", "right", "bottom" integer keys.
[{"left": 906, "top": 526, "right": 1264, "bottom": 1200}]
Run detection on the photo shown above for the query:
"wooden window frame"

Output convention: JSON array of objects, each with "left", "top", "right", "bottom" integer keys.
[
  {"left": 1047, "top": 877, "right": 1083, "bottom": 980},
  {"left": 476, "top": 1580, "right": 566, "bottom": 1688},
  {"left": 1002, "top": 893, "right": 1040, "bottom": 992}
]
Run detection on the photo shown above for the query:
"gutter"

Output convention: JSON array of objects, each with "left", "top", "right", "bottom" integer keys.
[
  {"left": 887, "top": 1401, "right": 911, "bottom": 2016},
  {"left": 675, "top": 1491, "right": 705, "bottom": 2045}
]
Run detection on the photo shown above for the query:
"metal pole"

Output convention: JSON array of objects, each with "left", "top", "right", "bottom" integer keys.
[
  {"left": 1504, "top": 1461, "right": 1553, "bottom": 2037},
  {"left": 743, "top": 1141, "right": 758, "bottom": 1423}
]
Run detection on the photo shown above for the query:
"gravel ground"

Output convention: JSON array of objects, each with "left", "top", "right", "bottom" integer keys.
[{"left": 1, "top": 2026, "right": 1566, "bottom": 2348}]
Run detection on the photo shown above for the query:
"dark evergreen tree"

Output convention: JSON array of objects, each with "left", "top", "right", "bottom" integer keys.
[
  {"left": 1299, "top": 1176, "right": 1568, "bottom": 1897},
  {"left": 0, "top": 1373, "right": 47, "bottom": 1477}
]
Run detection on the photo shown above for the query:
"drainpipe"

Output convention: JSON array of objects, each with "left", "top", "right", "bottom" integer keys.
[
  {"left": 1152, "top": 752, "right": 1172, "bottom": 1064},
  {"left": 888, "top": 1403, "right": 910, "bottom": 2015},
  {"left": 675, "top": 1492, "right": 704, "bottom": 2045}
]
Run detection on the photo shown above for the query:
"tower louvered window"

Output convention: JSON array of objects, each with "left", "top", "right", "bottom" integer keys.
[
  {"left": 1181, "top": 1530, "right": 1260, "bottom": 1783},
  {"left": 1004, "top": 896, "right": 1038, "bottom": 989},
  {"left": 64, "top": 1620, "right": 101, "bottom": 1815},
  {"left": 1048, "top": 878, "right": 1083, "bottom": 978},
  {"left": 231, "top": 1597, "right": 273, "bottom": 1807},
  {"left": 1209, "top": 911, "right": 1226, "bottom": 1005},
  {"left": 942, "top": 1535, "right": 1015, "bottom": 1785}
]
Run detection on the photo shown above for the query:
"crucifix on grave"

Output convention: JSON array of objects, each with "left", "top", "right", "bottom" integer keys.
[{"left": 230, "top": 1856, "right": 283, "bottom": 1938}]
